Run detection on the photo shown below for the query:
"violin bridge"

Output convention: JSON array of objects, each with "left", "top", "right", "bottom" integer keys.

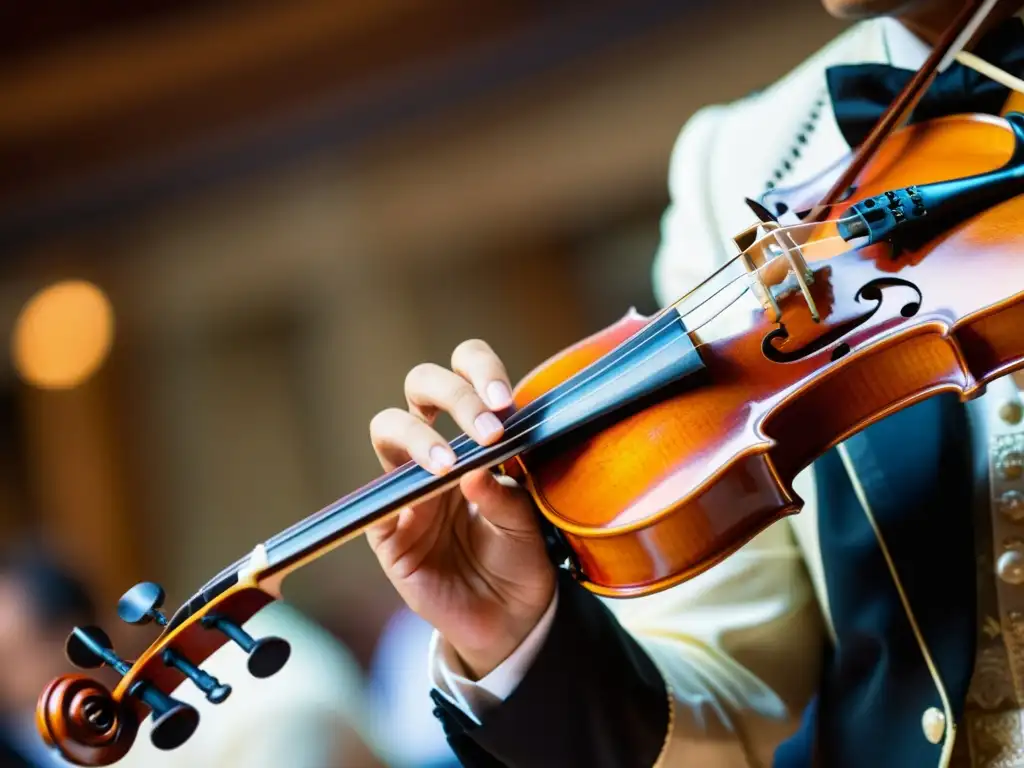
[
  {"left": 740, "top": 251, "right": 781, "bottom": 322},
  {"left": 735, "top": 220, "right": 819, "bottom": 324},
  {"left": 736, "top": 224, "right": 782, "bottom": 323},
  {"left": 770, "top": 227, "right": 819, "bottom": 323}
]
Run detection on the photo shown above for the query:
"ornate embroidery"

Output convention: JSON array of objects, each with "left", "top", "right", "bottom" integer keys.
[
  {"left": 994, "top": 435, "right": 1024, "bottom": 484},
  {"left": 969, "top": 645, "right": 1017, "bottom": 711},
  {"left": 995, "top": 434, "right": 1024, "bottom": 705},
  {"left": 956, "top": 419, "right": 1024, "bottom": 766},
  {"left": 966, "top": 710, "right": 1024, "bottom": 768}
]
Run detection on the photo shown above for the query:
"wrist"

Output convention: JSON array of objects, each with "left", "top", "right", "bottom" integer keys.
[
  {"left": 453, "top": 619, "right": 541, "bottom": 681},
  {"left": 451, "top": 582, "right": 556, "bottom": 680}
]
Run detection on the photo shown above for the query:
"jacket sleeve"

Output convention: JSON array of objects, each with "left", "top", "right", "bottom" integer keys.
[
  {"left": 431, "top": 568, "right": 671, "bottom": 768},
  {"left": 430, "top": 518, "right": 822, "bottom": 768}
]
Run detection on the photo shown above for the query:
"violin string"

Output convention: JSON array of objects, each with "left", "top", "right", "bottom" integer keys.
[
  {"left": 262, "top": 256, "right": 766, "bottom": 551},
  {"left": 198, "top": 305, "right": 718, "bottom": 595},
  {"left": 244, "top": 227, "right": 857, "bottom": 585},
  {"left": 254, "top": 254, "right": 752, "bottom": 557},
  {"left": 205, "top": 227, "right": 854, "bottom": 592},
  {"left": 206, "top": 225, "right": 857, "bottom": 591},
  {"left": 249, "top": 251, "right": 752, "bottom": 560},
  {"left": 291, "top": 222, "right": 852, "bottom": 513},
  {"left": 260, "top": 228, "right": 854, "bottom": 561}
]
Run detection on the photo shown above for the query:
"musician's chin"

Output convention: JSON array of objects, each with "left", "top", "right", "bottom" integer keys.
[{"left": 818, "top": 0, "right": 936, "bottom": 20}]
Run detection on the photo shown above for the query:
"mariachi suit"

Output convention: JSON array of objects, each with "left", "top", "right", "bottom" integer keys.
[{"left": 428, "top": 14, "right": 1024, "bottom": 768}]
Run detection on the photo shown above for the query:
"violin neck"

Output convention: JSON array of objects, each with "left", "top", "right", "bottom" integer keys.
[{"left": 254, "top": 307, "right": 706, "bottom": 579}]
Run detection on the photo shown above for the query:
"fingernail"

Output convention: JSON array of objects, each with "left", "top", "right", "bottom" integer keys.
[
  {"left": 486, "top": 381, "right": 512, "bottom": 409},
  {"left": 429, "top": 445, "right": 456, "bottom": 473},
  {"left": 475, "top": 411, "right": 502, "bottom": 441}
]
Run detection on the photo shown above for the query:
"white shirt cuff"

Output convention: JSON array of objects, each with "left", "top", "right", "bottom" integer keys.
[{"left": 428, "top": 586, "right": 559, "bottom": 724}]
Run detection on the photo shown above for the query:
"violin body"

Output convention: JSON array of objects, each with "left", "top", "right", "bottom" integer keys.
[{"left": 512, "top": 112, "right": 1024, "bottom": 598}]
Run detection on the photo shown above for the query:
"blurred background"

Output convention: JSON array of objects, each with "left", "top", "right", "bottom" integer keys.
[{"left": 0, "top": 1, "right": 844, "bottom": 765}]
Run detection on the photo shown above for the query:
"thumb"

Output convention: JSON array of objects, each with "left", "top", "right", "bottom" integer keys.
[{"left": 460, "top": 469, "right": 538, "bottom": 537}]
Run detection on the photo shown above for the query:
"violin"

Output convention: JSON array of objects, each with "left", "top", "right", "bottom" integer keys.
[{"left": 36, "top": 1, "right": 1024, "bottom": 765}]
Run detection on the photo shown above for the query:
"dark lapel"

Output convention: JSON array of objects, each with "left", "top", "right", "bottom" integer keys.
[
  {"left": 841, "top": 392, "right": 977, "bottom": 702},
  {"left": 781, "top": 394, "right": 977, "bottom": 768}
]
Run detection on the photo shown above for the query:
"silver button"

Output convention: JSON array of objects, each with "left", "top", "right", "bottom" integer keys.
[
  {"left": 921, "top": 707, "right": 945, "bottom": 744},
  {"left": 1001, "top": 490, "right": 1024, "bottom": 523},
  {"left": 998, "top": 549, "right": 1024, "bottom": 585},
  {"left": 1000, "top": 401, "right": 1024, "bottom": 425},
  {"left": 998, "top": 450, "right": 1024, "bottom": 481}
]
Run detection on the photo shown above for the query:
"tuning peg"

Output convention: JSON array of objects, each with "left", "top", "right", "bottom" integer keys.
[
  {"left": 161, "top": 648, "right": 231, "bottom": 704},
  {"left": 66, "top": 626, "right": 130, "bottom": 675},
  {"left": 117, "top": 582, "right": 168, "bottom": 626},
  {"left": 64, "top": 626, "right": 198, "bottom": 750},
  {"left": 201, "top": 615, "right": 290, "bottom": 678},
  {"left": 127, "top": 681, "right": 199, "bottom": 751}
]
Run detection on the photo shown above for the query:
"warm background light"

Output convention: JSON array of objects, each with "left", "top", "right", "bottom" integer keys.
[{"left": 11, "top": 280, "right": 115, "bottom": 389}]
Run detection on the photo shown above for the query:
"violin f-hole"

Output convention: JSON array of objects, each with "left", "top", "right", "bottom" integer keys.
[{"left": 761, "top": 277, "right": 922, "bottom": 364}]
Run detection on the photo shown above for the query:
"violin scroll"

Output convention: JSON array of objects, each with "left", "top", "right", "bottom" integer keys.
[
  {"left": 36, "top": 581, "right": 291, "bottom": 765},
  {"left": 37, "top": 674, "right": 138, "bottom": 767}
]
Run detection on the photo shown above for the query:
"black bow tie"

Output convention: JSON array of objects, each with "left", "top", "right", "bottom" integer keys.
[{"left": 826, "top": 18, "right": 1024, "bottom": 147}]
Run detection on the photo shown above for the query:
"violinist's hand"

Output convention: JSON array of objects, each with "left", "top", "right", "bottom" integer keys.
[{"left": 368, "top": 340, "right": 556, "bottom": 679}]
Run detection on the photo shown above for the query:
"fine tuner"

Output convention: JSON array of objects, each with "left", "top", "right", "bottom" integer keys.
[{"left": 37, "top": 580, "right": 290, "bottom": 764}]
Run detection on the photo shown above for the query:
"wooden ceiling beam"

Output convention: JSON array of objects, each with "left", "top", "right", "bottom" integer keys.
[
  {"left": 1, "top": 0, "right": 480, "bottom": 140},
  {"left": 0, "top": 0, "right": 542, "bottom": 198},
  {"left": 0, "top": 0, "right": 691, "bottom": 250}
]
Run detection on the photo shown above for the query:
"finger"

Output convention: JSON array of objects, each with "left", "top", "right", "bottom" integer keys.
[
  {"left": 367, "top": 503, "right": 452, "bottom": 579},
  {"left": 460, "top": 469, "right": 537, "bottom": 537},
  {"left": 451, "top": 339, "right": 514, "bottom": 411},
  {"left": 370, "top": 407, "right": 456, "bottom": 474},
  {"left": 365, "top": 515, "right": 399, "bottom": 549},
  {"left": 405, "top": 363, "right": 503, "bottom": 445},
  {"left": 366, "top": 506, "right": 430, "bottom": 556}
]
